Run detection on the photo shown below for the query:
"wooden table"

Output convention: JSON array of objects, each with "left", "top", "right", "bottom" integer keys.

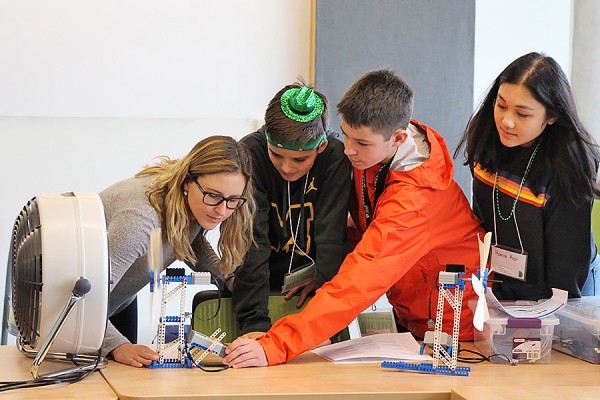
[
  {"left": 100, "top": 343, "right": 599, "bottom": 400},
  {"left": 0, "top": 345, "right": 117, "bottom": 399},
  {"left": 450, "top": 386, "right": 600, "bottom": 400}
]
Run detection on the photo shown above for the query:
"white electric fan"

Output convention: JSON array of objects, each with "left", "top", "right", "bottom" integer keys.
[{"left": 4, "top": 192, "right": 109, "bottom": 380}]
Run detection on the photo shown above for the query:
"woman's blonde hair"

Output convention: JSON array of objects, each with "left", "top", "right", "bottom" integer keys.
[{"left": 136, "top": 136, "right": 254, "bottom": 275}]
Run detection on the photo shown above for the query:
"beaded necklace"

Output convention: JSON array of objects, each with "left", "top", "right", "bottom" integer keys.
[
  {"left": 493, "top": 139, "right": 542, "bottom": 221},
  {"left": 362, "top": 163, "right": 390, "bottom": 226}
]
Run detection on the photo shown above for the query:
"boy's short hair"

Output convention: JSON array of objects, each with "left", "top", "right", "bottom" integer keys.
[
  {"left": 265, "top": 83, "right": 329, "bottom": 146},
  {"left": 337, "top": 68, "right": 414, "bottom": 139}
]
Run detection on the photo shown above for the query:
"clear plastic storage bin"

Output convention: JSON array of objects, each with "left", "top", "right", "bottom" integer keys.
[
  {"left": 553, "top": 296, "right": 600, "bottom": 364},
  {"left": 469, "top": 301, "right": 559, "bottom": 364}
]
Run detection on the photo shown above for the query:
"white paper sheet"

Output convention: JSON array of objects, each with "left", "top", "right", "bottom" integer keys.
[
  {"left": 485, "top": 288, "right": 568, "bottom": 318},
  {"left": 310, "top": 332, "right": 433, "bottom": 364}
]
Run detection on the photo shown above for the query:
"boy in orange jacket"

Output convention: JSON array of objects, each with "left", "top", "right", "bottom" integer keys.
[{"left": 224, "top": 68, "right": 484, "bottom": 367}]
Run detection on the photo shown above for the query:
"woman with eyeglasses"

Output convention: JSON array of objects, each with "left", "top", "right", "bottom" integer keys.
[{"left": 99, "top": 135, "right": 255, "bottom": 367}]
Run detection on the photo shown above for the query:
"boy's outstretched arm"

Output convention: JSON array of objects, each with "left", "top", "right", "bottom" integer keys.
[{"left": 223, "top": 337, "right": 268, "bottom": 368}]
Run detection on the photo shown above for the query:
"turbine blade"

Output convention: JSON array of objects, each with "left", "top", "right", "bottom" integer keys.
[
  {"left": 474, "top": 297, "right": 489, "bottom": 331},
  {"left": 471, "top": 274, "right": 483, "bottom": 295},
  {"left": 148, "top": 227, "right": 163, "bottom": 331}
]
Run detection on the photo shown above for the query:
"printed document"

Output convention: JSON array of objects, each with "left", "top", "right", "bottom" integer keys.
[{"left": 310, "top": 332, "right": 432, "bottom": 364}]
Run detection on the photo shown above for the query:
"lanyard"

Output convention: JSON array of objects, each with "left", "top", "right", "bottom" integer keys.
[
  {"left": 286, "top": 175, "right": 314, "bottom": 274},
  {"left": 492, "top": 139, "right": 541, "bottom": 253},
  {"left": 362, "top": 163, "right": 390, "bottom": 227}
]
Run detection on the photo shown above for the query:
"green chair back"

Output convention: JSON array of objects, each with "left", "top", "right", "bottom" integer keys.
[
  {"left": 192, "top": 291, "right": 350, "bottom": 342},
  {"left": 192, "top": 291, "right": 310, "bottom": 340}
]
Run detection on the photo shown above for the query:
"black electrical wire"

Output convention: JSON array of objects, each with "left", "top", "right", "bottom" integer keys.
[
  {"left": 185, "top": 345, "right": 228, "bottom": 373},
  {"left": 198, "top": 363, "right": 229, "bottom": 373},
  {"left": 457, "top": 346, "right": 517, "bottom": 365},
  {"left": 0, "top": 351, "right": 104, "bottom": 393}
]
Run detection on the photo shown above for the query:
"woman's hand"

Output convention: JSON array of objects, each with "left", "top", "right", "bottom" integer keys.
[
  {"left": 111, "top": 343, "right": 159, "bottom": 367},
  {"left": 223, "top": 337, "right": 268, "bottom": 368}
]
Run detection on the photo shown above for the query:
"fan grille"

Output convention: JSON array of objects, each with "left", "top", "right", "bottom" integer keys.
[
  {"left": 10, "top": 192, "right": 109, "bottom": 354},
  {"left": 11, "top": 198, "right": 43, "bottom": 348}
]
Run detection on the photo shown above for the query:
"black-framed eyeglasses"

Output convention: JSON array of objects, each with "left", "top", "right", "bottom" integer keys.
[{"left": 193, "top": 179, "right": 247, "bottom": 210}]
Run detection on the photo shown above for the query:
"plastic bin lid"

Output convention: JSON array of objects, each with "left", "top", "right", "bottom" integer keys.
[
  {"left": 487, "top": 306, "right": 559, "bottom": 326},
  {"left": 556, "top": 296, "right": 600, "bottom": 331}
]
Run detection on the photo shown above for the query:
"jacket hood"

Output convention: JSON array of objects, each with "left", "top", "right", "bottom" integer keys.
[{"left": 387, "top": 119, "right": 454, "bottom": 190}]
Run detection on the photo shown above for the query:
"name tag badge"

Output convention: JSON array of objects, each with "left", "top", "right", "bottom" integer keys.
[
  {"left": 490, "top": 244, "right": 528, "bottom": 281},
  {"left": 281, "top": 262, "right": 316, "bottom": 295}
]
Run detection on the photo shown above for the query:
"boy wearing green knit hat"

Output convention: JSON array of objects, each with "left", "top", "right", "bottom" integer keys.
[{"left": 231, "top": 83, "right": 352, "bottom": 338}]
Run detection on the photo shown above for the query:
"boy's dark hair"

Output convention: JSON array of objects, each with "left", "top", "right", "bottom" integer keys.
[
  {"left": 264, "top": 83, "right": 329, "bottom": 146},
  {"left": 456, "top": 52, "right": 600, "bottom": 205},
  {"left": 337, "top": 68, "right": 414, "bottom": 139}
]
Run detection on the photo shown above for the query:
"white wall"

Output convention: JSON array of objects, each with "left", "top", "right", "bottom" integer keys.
[
  {"left": 0, "top": 0, "right": 311, "bottom": 119},
  {"left": 571, "top": 0, "right": 600, "bottom": 142},
  {"left": 473, "top": 0, "right": 572, "bottom": 108},
  {"left": 0, "top": 0, "right": 311, "bottom": 345}
]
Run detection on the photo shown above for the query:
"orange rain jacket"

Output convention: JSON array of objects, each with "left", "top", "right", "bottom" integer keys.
[{"left": 258, "top": 120, "right": 485, "bottom": 365}]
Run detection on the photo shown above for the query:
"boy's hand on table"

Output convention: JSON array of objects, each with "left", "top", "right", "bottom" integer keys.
[
  {"left": 223, "top": 337, "right": 268, "bottom": 368},
  {"left": 240, "top": 331, "right": 267, "bottom": 340}
]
